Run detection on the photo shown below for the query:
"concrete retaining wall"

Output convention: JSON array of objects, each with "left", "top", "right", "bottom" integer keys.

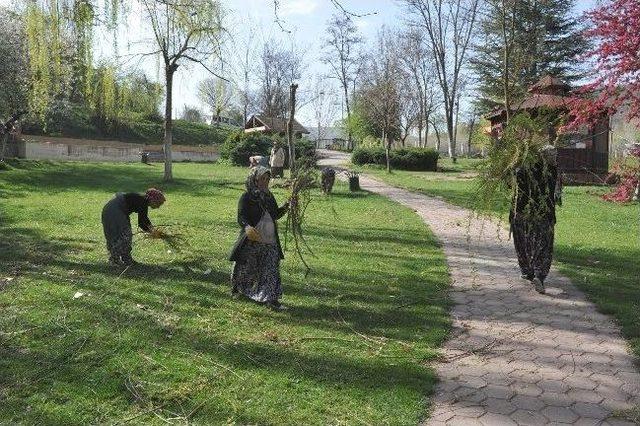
[
  {"left": 8, "top": 135, "right": 219, "bottom": 163},
  {"left": 24, "top": 141, "right": 142, "bottom": 162}
]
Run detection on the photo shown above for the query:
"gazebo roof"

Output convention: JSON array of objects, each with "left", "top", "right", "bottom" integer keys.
[
  {"left": 528, "top": 75, "right": 571, "bottom": 95},
  {"left": 486, "top": 75, "right": 575, "bottom": 119}
]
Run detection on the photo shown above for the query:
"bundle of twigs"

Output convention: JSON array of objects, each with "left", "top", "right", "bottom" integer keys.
[
  {"left": 144, "top": 226, "right": 188, "bottom": 252},
  {"left": 475, "top": 111, "right": 555, "bottom": 218},
  {"left": 284, "top": 167, "right": 317, "bottom": 275}
]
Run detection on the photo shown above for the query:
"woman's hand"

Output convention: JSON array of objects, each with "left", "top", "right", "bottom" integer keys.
[{"left": 245, "top": 225, "right": 262, "bottom": 242}]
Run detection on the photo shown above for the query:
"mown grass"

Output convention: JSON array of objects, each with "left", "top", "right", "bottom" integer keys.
[
  {"left": 361, "top": 164, "right": 640, "bottom": 362},
  {"left": 0, "top": 160, "right": 450, "bottom": 425}
]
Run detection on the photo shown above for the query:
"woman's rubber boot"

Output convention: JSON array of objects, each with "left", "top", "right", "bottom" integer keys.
[{"left": 532, "top": 277, "right": 545, "bottom": 294}]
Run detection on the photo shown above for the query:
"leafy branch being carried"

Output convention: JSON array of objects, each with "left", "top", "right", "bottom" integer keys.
[
  {"left": 474, "top": 111, "right": 558, "bottom": 220},
  {"left": 284, "top": 167, "right": 317, "bottom": 275}
]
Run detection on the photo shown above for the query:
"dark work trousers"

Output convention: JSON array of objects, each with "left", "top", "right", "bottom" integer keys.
[
  {"left": 101, "top": 193, "right": 133, "bottom": 262},
  {"left": 511, "top": 216, "right": 555, "bottom": 282}
]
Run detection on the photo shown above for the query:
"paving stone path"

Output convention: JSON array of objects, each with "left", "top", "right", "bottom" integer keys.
[{"left": 318, "top": 151, "right": 640, "bottom": 426}]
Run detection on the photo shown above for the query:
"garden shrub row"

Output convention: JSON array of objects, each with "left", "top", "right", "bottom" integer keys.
[
  {"left": 351, "top": 146, "right": 439, "bottom": 171},
  {"left": 221, "top": 130, "right": 317, "bottom": 168}
]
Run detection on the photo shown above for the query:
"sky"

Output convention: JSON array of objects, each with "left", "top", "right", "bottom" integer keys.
[
  {"left": 166, "top": 0, "right": 405, "bottom": 125},
  {"left": 1, "top": 0, "right": 599, "bottom": 126}
]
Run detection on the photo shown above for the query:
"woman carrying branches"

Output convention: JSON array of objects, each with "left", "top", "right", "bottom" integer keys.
[
  {"left": 510, "top": 145, "right": 561, "bottom": 294},
  {"left": 101, "top": 188, "right": 166, "bottom": 266},
  {"left": 229, "top": 166, "right": 289, "bottom": 310}
]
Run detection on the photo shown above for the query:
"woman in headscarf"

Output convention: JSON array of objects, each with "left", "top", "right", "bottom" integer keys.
[
  {"left": 510, "top": 145, "right": 561, "bottom": 294},
  {"left": 101, "top": 188, "right": 166, "bottom": 266},
  {"left": 229, "top": 166, "right": 289, "bottom": 310},
  {"left": 269, "top": 142, "right": 286, "bottom": 178}
]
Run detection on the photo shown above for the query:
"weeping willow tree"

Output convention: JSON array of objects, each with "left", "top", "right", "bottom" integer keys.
[
  {"left": 89, "top": 64, "right": 118, "bottom": 128},
  {"left": 138, "top": 0, "right": 225, "bottom": 181},
  {"left": 22, "top": 0, "right": 123, "bottom": 128},
  {"left": 0, "top": 7, "right": 29, "bottom": 119}
]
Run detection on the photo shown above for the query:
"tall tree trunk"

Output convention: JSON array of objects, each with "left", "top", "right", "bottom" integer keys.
[
  {"left": 243, "top": 102, "right": 248, "bottom": 127},
  {"left": 164, "top": 67, "right": 175, "bottom": 182},
  {"left": 417, "top": 95, "right": 424, "bottom": 147},
  {"left": 467, "top": 115, "right": 476, "bottom": 157},
  {"left": 287, "top": 83, "right": 298, "bottom": 174},
  {"left": 424, "top": 111, "right": 430, "bottom": 149},
  {"left": 453, "top": 92, "right": 461, "bottom": 156},
  {"left": 344, "top": 85, "right": 352, "bottom": 150},
  {"left": 432, "top": 120, "right": 441, "bottom": 152},
  {"left": 501, "top": 0, "right": 512, "bottom": 123},
  {"left": 384, "top": 130, "right": 391, "bottom": 173},
  {"left": 446, "top": 106, "right": 456, "bottom": 162},
  {"left": 0, "top": 135, "right": 7, "bottom": 162}
]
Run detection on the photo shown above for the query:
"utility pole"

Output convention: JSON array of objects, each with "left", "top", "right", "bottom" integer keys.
[{"left": 287, "top": 83, "right": 298, "bottom": 174}]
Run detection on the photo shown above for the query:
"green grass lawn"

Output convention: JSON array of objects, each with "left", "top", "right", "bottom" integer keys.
[
  {"left": 360, "top": 164, "right": 640, "bottom": 362},
  {"left": 0, "top": 160, "right": 450, "bottom": 425}
]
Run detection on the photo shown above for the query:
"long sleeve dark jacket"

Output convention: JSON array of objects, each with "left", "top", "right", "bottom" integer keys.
[
  {"left": 509, "top": 161, "right": 558, "bottom": 224},
  {"left": 228, "top": 191, "right": 288, "bottom": 261},
  {"left": 123, "top": 193, "right": 153, "bottom": 231}
]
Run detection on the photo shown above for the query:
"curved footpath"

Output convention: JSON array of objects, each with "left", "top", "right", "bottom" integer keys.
[{"left": 317, "top": 150, "right": 639, "bottom": 426}]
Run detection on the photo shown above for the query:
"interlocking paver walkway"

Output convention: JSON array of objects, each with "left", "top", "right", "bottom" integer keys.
[{"left": 318, "top": 151, "right": 640, "bottom": 426}]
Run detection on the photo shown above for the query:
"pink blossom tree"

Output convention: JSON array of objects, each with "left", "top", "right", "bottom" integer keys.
[{"left": 568, "top": 0, "right": 640, "bottom": 127}]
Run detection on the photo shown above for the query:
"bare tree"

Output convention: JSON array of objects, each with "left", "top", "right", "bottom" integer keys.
[
  {"left": 397, "top": 28, "right": 439, "bottom": 147},
  {"left": 322, "top": 14, "right": 363, "bottom": 150},
  {"left": 311, "top": 76, "right": 339, "bottom": 148},
  {"left": 138, "top": 0, "right": 225, "bottom": 181},
  {"left": 463, "top": 105, "right": 481, "bottom": 157},
  {"left": 198, "top": 77, "right": 232, "bottom": 125},
  {"left": 181, "top": 105, "right": 205, "bottom": 123},
  {"left": 403, "top": 0, "right": 479, "bottom": 162},
  {"left": 359, "top": 28, "right": 401, "bottom": 172},
  {"left": 398, "top": 82, "right": 420, "bottom": 147},
  {"left": 257, "top": 40, "right": 302, "bottom": 119},
  {"left": 479, "top": 0, "right": 523, "bottom": 123},
  {"left": 429, "top": 112, "right": 446, "bottom": 152},
  {"left": 226, "top": 13, "right": 258, "bottom": 125}
]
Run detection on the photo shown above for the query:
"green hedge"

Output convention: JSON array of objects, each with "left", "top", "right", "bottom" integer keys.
[
  {"left": 220, "top": 131, "right": 273, "bottom": 166},
  {"left": 221, "top": 132, "right": 318, "bottom": 168},
  {"left": 352, "top": 147, "right": 439, "bottom": 171}
]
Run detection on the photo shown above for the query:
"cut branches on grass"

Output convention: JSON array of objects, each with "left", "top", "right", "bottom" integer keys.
[
  {"left": 141, "top": 226, "right": 188, "bottom": 252},
  {"left": 284, "top": 167, "right": 317, "bottom": 275}
]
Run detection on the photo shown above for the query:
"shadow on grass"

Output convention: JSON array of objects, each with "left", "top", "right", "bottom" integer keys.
[
  {"left": 0, "top": 159, "right": 238, "bottom": 199},
  {"left": 306, "top": 224, "right": 435, "bottom": 247},
  {"left": 326, "top": 191, "right": 371, "bottom": 199},
  {"left": 0, "top": 161, "right": 449, "bottom": 424}
]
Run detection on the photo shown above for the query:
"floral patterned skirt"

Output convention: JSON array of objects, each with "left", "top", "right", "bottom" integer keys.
[{"left": 231, "top": 241, "right": 282, "bottom": 303}]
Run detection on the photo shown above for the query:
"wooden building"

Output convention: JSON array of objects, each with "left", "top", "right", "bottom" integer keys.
[
  {"left": 487, "top": 75, "right": 610, "bottom": 183},
  {"left": 244, "top": 115, "right": 310, "bottom": 138}
]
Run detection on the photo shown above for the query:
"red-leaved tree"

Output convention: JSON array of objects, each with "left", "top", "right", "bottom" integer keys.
[
  {"left": 566, "top": 0, "right": 640, "bottom": 203},
  {"left": 567, "top": 0, "right": 640, "bottom": 127}
]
